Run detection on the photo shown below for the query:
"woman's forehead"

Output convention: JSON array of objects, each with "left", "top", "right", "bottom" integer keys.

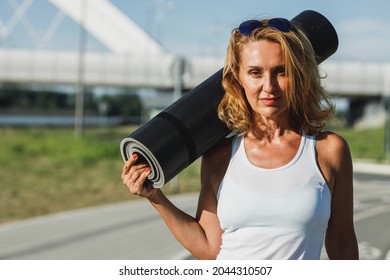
[{"left": 239, "top": 40, "right": 284, "bottom": 67}]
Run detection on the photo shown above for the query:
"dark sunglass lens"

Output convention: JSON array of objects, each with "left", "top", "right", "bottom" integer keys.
[
  {"left": 239, "top": 20, "right": 263, "bottom": 35},
  {"left": 268, "top": 18, "right": 291, "bottom": 32}
]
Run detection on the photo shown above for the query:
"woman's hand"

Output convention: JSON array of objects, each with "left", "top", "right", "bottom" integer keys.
[{"left": 121, "top": 154, "right": 157, "bottom": 199}]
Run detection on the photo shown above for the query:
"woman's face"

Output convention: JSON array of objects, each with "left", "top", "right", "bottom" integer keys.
[{"left": 238, "top": 40, "right": 289, "bottom": 123}]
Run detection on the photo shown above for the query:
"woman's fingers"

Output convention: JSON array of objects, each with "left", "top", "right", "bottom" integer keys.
[
  {"left": 121, "top": 153, "right": 152, "bottom": 196},
  {"left": 121, "top": 153, "right": 139, "bottom": 180},
  {"left": 127, "top": 167, "right": 151, "bottom": 195}
]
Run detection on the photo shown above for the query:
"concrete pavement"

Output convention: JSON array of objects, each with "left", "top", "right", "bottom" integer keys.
[
  {"left": 0, "top": 193, "right": 197, "bottom": 260},
  {"left": 353, "top": 160, "right": 390, "bottom": 176},
  {"left": 0, "top": 160, "right": 388, "bottom": 260}
]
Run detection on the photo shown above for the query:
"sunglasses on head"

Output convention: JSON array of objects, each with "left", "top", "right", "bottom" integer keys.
[{"left": 238, "top": 18, "right": 291, "bottom": 35}]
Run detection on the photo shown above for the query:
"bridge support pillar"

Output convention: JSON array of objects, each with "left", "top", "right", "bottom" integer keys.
[
  {"left": 347, "top": 98, "right": 369, "bottom": 127},
  {"left": 385, "top": 96, "right": 390, "bottom": 161},
  {"left": 346, "top": 97, "right": 383, "bottom": 128}
]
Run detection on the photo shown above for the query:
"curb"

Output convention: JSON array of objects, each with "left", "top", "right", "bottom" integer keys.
[
  {"left": 353, "top": 161, "right": 390, "bottom": 176},
  {"left": 386, "top": 249, "right": 390, "bottom": 260}
]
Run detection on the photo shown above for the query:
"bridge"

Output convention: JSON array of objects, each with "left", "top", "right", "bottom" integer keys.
[
  {"left": 0, "top": 0, "right": 389, "bottom": 94},
  {"left": 0, "top": 49, "right": 225, "bottom": 90},
  {"left": 1, "top": 0, "right": 389, "bottom": 132},
  {"left": 0, "top": 48, "right": 389, "bottom": 96}
]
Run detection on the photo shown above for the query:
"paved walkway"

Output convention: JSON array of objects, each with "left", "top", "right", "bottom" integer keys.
[
  {"left": 0, "top": 161, "right": 388, "bottom": 260},
  {"left": 353, "top": 160, "right": 390, "bottom": 176},
  {"left": 0, "top": 193, "right": 197, "bottom": 260}
]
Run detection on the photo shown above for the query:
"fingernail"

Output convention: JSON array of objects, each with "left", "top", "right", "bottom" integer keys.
[
  {"left": 132, "top": 153, "right": 138, "bottom": 159},
  {"left": 145, "top": 167, "right": 151, "bottom": 173}
]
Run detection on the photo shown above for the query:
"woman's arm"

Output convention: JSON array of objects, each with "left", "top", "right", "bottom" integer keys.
[
  {"left": 317, "top": 132, "right": 359, "bottom": 259},
  {"left": 146, "top": 177, "right": 222, "bottom": 259},
  {"left": 121, "top": 138, "right": 231, "bottom": 259}
]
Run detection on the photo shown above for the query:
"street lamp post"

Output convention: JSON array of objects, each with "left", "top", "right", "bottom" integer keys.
[{"left": 74, "top": 0, "right": 87, "bottom": 137}]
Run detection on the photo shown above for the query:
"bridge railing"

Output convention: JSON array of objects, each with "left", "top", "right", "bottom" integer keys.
[{"left": 1, "top": 49, "right": 390, "bottom": 97}]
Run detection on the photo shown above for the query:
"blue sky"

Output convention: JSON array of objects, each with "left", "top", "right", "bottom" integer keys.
[
  {"left": 1, "top": 0, "right": 390, "bottom": 62},
  {"left": 116, "top": 0, "right": 390, "bottom": 61}
]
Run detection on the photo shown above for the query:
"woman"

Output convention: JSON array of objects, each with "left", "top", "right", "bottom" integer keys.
[{"left": 121, "top": 17, "right": 359, "bottom": 260}]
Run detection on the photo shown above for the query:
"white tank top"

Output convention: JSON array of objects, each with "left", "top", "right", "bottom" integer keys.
[{"left": 216, "top": 133, "right": 331, "bottom": 260}]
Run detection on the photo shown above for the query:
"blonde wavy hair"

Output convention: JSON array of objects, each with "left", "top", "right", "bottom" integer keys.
[{"left": 217, "top": 19, "right": 335, "bottom": 136}]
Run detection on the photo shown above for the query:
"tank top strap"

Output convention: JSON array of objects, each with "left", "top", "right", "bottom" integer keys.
[{"left": 301, "top": 131, "right": 318, "bottom": 164}]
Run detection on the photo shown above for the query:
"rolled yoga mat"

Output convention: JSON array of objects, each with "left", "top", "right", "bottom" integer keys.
[{"left": 120, "top": 10, "right": 339, "bottom": 188}]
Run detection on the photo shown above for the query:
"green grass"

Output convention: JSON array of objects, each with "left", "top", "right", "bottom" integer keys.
[
  {"left": 335, "top": 125, "right": 387, "bottom": 162},
  {"left": 0, "top": 126, "right": 201, "bottom": 224},
  {"left": 0, "top": 125, "right": 386, "bottom": 224}
]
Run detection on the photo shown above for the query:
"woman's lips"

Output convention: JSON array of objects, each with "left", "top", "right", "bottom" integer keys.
[{"left": 260, "top": 97, "right": 279, "bottom": 106}]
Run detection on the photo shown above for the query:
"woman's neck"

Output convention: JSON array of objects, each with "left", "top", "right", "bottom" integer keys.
[{"left": 248, "top": 114, "right": 299, "bottom": 143}]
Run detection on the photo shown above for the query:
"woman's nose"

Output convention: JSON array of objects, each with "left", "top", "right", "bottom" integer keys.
[{"left": 263, "top": 73, "right": 275, "bottom": 93}]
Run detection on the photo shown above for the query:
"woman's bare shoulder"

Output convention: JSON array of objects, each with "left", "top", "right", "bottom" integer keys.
[
  {"left": 201, "top": 137, "right": 233, "bottom": 193},
  {"left": 316, "top": 131, "right": 350, "bottom": 156},
  {"left": 316, "top": 131, "right": 352, "bottom": 172},
  {"left": 203, "top": 137, "right": 233, "bottom": 162}
]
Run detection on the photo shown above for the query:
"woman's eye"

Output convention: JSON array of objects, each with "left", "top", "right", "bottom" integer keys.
[
  {"left": 249, "top": 70, "right": 262, "bottom": 77},
  {"left": 276, "top": 67, "right": 286, "bottom": 76}
]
